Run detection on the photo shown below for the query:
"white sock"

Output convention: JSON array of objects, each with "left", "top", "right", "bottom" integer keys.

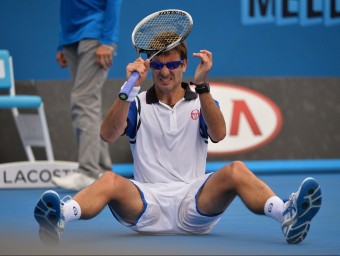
[
  {"left": 63, "top": 200, "right": 81, "bottom": 223},
  {"left": 264, "top": 196, "right": 284, "bottom": 223}
]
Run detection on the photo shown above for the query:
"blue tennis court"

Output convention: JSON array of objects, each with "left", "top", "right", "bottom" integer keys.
[{"left": 1, "top": 169, "right": 339, "bottom": 255}]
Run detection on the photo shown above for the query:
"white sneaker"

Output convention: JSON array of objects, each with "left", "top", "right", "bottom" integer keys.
[
  {"left": 281, "top": 177, "right": 322, "bottom": 244},
  {"left": 34, "top": 190, "right": 67, "bottom": 245},
  {"left": 52, "top": 172, "right": 96, "bottom": 191}
]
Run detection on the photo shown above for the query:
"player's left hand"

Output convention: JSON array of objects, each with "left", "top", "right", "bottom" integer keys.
[{"left": 193, "top": 50, "right": 213, "bottom": 84}]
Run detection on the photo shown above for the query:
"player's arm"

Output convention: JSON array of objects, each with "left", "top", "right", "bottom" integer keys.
[
  {"left": 192, "top": 50, "right": 226, "bottom": 142},
  {"left": 199, "top": 92, "right": 226, "bottom": 142},
  {"left": 100, "top": 99, "right": 130, "bottom": 143},
  {"left": 100, "top": 58, "right": 149, "bottom": 143}
]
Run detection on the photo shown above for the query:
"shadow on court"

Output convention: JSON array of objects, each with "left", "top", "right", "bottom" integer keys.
[{"left": 1, "top": 173, "right": 339, "bottom": 255}]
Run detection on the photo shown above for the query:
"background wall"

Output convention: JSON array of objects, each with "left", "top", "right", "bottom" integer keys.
[
  {"left": 1, "top": 77, "right": 339, "bottom": 164},
  {"left": 1, "top": 0, "right": 340, "bottom": 164},
  {"left": 1, "top": 0, "right": 340, "bottom": 80}
]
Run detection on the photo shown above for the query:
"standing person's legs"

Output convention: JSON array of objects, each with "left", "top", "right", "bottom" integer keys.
[{"left": 64, "top": 39, "right": 112, "bottom": 178}]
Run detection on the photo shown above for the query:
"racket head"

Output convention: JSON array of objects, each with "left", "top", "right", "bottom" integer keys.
[{"left": 131, "top": 9, "right": 193, "bottom": 60}]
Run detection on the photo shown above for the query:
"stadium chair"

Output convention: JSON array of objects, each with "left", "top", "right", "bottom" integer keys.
[{"left": 0, "top": 49, "right": 54, "bottom": 162}]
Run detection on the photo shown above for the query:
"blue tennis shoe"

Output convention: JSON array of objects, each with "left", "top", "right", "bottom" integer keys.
[
  {"left": 34, "top": 190, "right": 66, "bottom": 245},
  {"left": 281, "top": 177, "right": 322, "bottom": 244}
]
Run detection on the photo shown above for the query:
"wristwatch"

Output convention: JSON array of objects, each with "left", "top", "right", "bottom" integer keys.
[{"left": 190, "top": 82, "right": 210, "bottom": 94}]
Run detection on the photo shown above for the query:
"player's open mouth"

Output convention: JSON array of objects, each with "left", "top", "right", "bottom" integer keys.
[{"left": 160, "top": 77, "right": 172, "bottom": 83}]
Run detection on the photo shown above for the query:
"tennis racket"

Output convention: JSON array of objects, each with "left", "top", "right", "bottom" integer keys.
[{"left": 119, "top": 9, "right": 193, "bottom": 100}]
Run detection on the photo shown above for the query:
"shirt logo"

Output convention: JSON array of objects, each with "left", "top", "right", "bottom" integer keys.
[{"left": 191, "top": 109, "right": 200, "bottom": 120}]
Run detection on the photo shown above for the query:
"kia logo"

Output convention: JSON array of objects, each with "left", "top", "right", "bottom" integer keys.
[{"left": 208, "top": 83, "right": 283, "bottom": 155}]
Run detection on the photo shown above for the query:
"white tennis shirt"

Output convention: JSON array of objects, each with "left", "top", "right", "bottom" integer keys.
[{"left": 125, "top": 83, "right": 217, "bottom": 184}]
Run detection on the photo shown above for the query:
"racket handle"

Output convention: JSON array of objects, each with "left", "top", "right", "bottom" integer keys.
[{"left": 119, "top": 72, "right": 139, "bottom": 100}]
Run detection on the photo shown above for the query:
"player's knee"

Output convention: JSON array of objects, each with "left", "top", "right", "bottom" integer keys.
[
  {"left": 225, "top": 160, "right": 246, "bottom": 173},
  {"left": 98, "top": 171, "right": 119, "bottom": 190},
  {"left": 230, "top": 160, "right": 247, "bottom": 170},
  {"left": 222, "top": 161, "right": 251, "bottom": 181},
  {"left": 100, "top": 171, "right": 116, "bottom": 179}
]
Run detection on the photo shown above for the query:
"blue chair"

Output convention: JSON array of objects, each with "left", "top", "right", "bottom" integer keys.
[{"left": 0, "top": 49, "right": 54, "bottom": 162}]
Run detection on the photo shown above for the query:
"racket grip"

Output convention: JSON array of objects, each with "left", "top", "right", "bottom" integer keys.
[{"left": 119, "top": 72, "right": 140, "bottom": 100}]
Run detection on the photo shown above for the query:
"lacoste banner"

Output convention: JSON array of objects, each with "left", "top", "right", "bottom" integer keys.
[{"left": 0, "top": 161, "right": 78, "bottom": 189}]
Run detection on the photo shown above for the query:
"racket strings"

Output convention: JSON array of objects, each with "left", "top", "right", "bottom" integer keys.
[{"left": 134, "top": 14, "right": 192, "bottom": 50}]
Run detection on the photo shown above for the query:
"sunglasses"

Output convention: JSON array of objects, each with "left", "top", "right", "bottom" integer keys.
[{"left": 150, "top": 60, "right": 184, "bottom": 70}]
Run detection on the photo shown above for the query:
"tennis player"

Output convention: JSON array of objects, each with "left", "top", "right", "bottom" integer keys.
[{"left": 34, "top": 41, "right": 322, "bottom": 245}]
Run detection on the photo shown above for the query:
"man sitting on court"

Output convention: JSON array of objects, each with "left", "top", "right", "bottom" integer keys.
[{"left": 33, "top": 41, "right": 322, "bottom": 245}]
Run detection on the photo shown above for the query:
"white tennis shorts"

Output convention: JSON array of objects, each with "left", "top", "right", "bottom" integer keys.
[{"left": 109, "top": 172, "right": 223, "bottom": 234}]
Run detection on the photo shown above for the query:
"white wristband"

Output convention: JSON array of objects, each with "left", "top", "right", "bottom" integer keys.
[{"left": 120, "top": 82, "right": 140, "bottom": 102}]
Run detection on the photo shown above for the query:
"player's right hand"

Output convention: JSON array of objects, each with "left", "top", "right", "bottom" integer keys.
[{"left": 126, "top": 57, "right": 150, "bottom": 86}]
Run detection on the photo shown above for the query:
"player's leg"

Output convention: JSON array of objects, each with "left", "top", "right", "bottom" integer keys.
[
  {"left": 73, "top": 172, "right": 144, "bottom": 223},
  {"left": 197, "top": 161, "right": 275, "bottom": 215},
  {"left": 196, "top": 160, "right": 322, "bottom": 244},
  {"left": 34, "top": 171, "right": 144, "bottom": 244}
]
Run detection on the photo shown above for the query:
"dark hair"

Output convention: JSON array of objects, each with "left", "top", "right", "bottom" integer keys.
[
  {"left": 147, "top": 31, "right": 188, "bottom": 60},
  {"left": 147, "top": 41, "right": 188, "bottom": 60}
]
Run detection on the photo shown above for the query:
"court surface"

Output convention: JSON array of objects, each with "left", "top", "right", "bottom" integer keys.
[{"left": 1, "top": 172, "right": 339, "bottom": 255}]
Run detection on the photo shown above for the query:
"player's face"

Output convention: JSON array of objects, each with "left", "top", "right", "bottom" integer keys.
[{"left": 150, "top": 50, "right": 187, "bottom": 93}]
